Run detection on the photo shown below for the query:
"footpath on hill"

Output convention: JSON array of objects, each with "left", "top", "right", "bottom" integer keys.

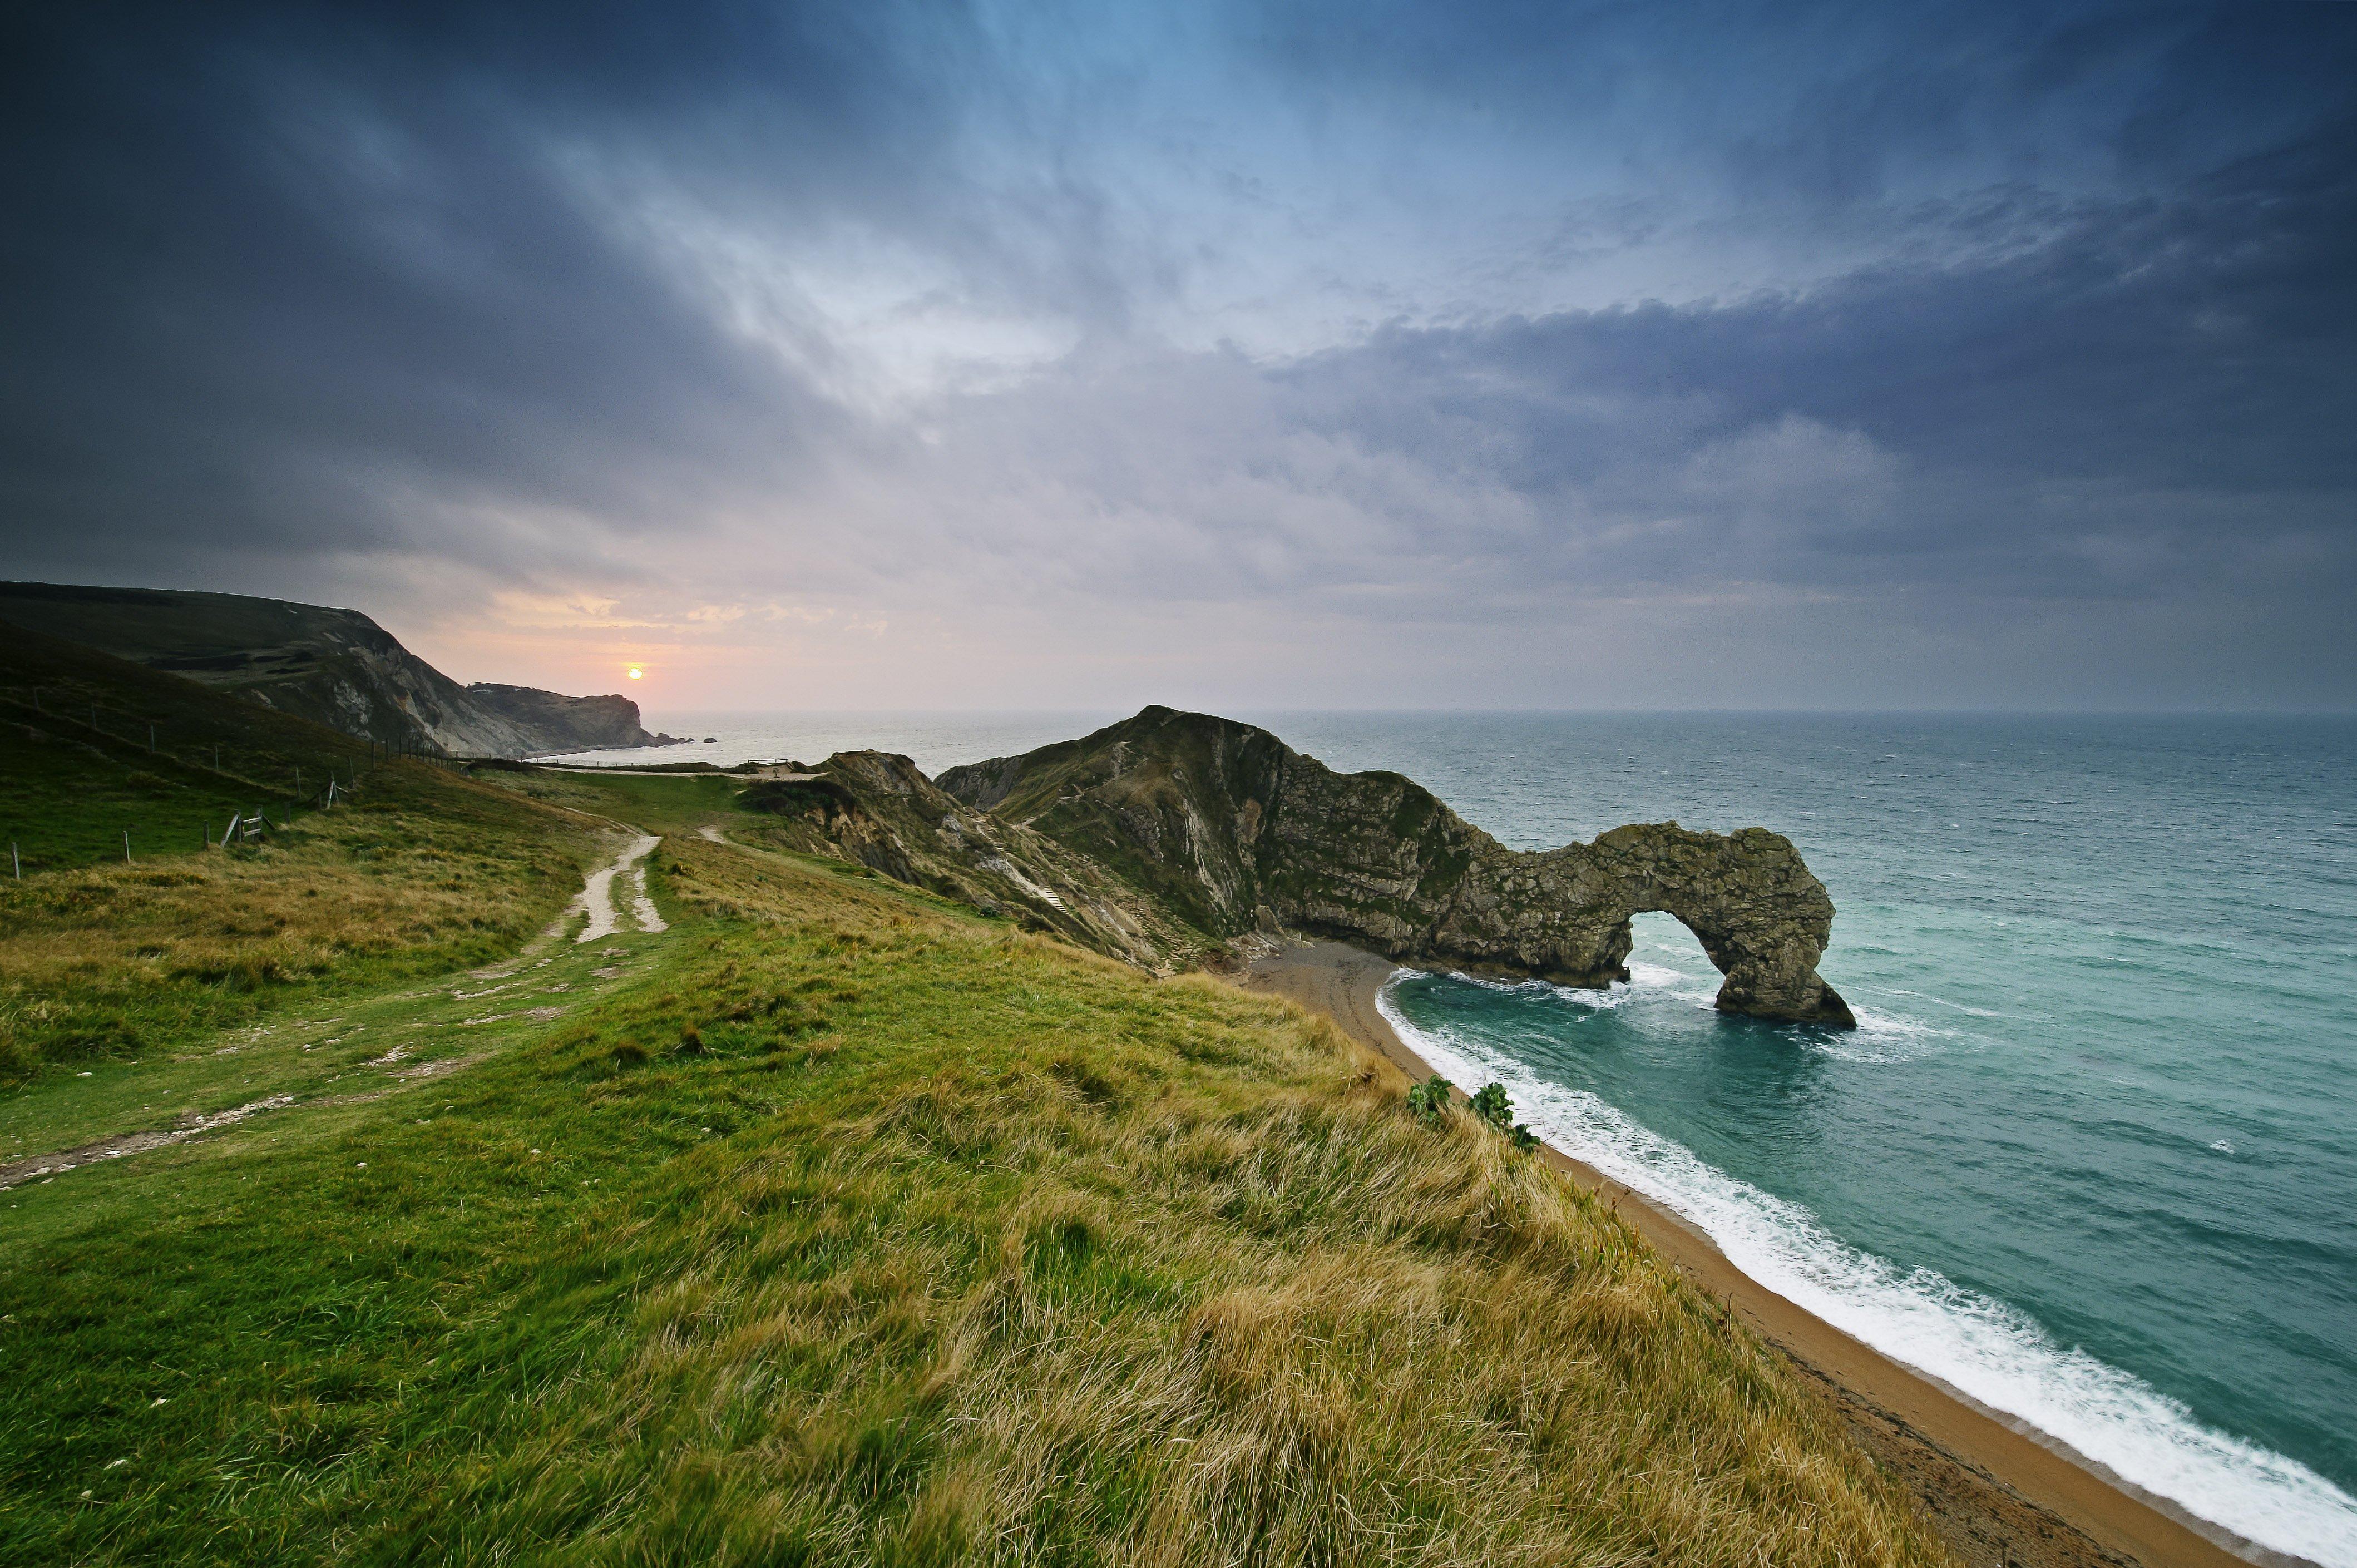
[{"left": 2, "top": 829, "right": 673, "bottom": 1194}]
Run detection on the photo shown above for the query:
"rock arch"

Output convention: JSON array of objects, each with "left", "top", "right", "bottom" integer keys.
[
  {"left": 937, "top": 706, "right": 1857, "bottom": 1027},
  {"left": 1582, "top": 824, "right": 1855, "bottom": 1027}
]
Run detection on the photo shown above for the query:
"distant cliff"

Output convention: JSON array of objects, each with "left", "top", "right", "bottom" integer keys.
[
  {"left": 0, "top": 582, "right": 678, "bottom": 758},
  {"left": 462, "top": 683, "right": 674, "bottom": 755},
  {"left": 938, "top": 706, "right": 1854, "bottom": 1026}
]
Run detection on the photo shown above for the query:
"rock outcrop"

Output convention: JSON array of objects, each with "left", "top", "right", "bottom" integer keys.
[
  {"left": 939, "top": 706, "right": 1854, "bottom": 1026},
  {"left": 0, "top": 582, "right": 678, "bottom": 757},
  {"left": 737, "top": 751, "right": 1209, "bottom": 973}
]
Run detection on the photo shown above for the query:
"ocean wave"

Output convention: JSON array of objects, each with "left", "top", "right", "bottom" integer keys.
[
  {"left": 1877, "top": 985, "right": 2004, "bottom": 1020},
  {"left": 1377, "top": 982, "right": 2357, "bottom": 1567},
  {"left": 1623, "top": 959, "right": 1695, "bottom": 990},
  {"left": 1810, "top": 1006, "right": 1959, "bottom": 1064},
  {"left": 1440, "top": 968, "right": 1671, "bottom": 1012}
]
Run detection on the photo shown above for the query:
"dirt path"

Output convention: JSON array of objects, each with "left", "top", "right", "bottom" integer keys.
[
  {"left": 6, "top": 832, "right": 677, "bottom": 1196},
  {"left": 571, "top": 834, "right": 662, "bottom": 942},
  {"left": 1, "top": 1095, "right": 295, "bottom": 1191}
]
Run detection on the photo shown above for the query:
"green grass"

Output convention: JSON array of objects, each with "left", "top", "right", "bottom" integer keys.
[
  {"left": 0, "top": 719, "right": 262, "bottom": 873},
  {"left": 0, "top": 621, "right": 390, "bottom": 872},
  {"left": 0, "top": 626, "right": 605, "bottom": 1082},
  {"left": 0, "top": 906, "right": 664, "bottom": 1188},
  {"left": 0, "top": 647, "right": 1949, "bottom": 1563},
  {"left": 474, "top": 765, "right": 752, "bottom": 836},
  {"left": 0, "top": 832, "right": 1951, "bottom": 1566}
]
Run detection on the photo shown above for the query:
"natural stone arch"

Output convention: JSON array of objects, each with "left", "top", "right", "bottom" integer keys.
[{"left": 1582, "top": 824, "right": 1855, "bottom": 1027}]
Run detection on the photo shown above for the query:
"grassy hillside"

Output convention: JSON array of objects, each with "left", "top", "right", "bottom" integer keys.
[
  {"left": 0, "top": 582, "right": 662, "bottom": 756},
  {"left": 0, "top": 765, "right": 1952, "bottom": 1565},
  {"left": 0, "top": 624, "right": 600, "bottom": 1081}
]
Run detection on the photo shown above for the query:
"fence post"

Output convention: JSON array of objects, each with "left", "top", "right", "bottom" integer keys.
[
  {"left": 11, "top": 842, "right": 18, "bottom": 879},
  {"left": 149, "top": 723, "right": 155, "bottom": 753},
  {"left": 123, "top": 828, "right": 131, "bottom": 864}
]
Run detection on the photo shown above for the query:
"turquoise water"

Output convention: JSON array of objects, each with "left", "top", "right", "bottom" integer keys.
[{"left": 562, "top": 712, "right": 2357, "bottom": 1563}]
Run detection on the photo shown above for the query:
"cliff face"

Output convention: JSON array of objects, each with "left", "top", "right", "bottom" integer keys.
[
  {"left": 737, "top": 751, "right": 1208, "bottom": 972},
  {"left": 0, "top": 583, "right": 671, "bottom": 758},
  {"left": 939, "top": 706, "right": 1854, "bottom": 1026},
  {"left": 463, "top": 684, "right": 673, "bottom": 755}
]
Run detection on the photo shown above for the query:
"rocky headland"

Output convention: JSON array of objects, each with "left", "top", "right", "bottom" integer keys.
[
  {"left": 777, "top": 705, "right": 1852, "bottom": 1026},
  {"left": 735, "top": 751, "right": 1205, "bottom": 971}
]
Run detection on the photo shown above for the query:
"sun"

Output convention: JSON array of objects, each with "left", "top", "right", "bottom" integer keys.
[{"left": 626, "top": 666, "right": 644, "bottom": 680}]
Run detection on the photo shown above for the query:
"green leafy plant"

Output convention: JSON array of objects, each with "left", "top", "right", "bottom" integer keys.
[
  {"left": 1510, "top": 1122, "right": 1540, "bottom": 1152},
  {"left": 1405, "top": 1072, "right": 1452, "bottom": 1125},
  {"left": 1469, "top": 1081, "right": 1513, "bottom": 1131}
]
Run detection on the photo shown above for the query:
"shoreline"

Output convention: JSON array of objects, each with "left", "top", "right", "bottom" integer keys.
[{"left": 1234, "top": 938, "right": 2270, "bottom": 1568}]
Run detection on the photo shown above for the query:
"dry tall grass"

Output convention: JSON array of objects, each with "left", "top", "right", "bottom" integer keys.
[{"left": 407, "top": 837, "right": 1954, "bottom": 1565}]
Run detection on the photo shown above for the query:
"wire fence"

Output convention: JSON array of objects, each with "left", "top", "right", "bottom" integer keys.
[{"left": 0, "top": 684, "right": 460, "bottom": 878}]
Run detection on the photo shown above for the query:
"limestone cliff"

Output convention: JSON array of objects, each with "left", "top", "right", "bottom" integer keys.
[
  {"left": 462, "top": 683, "right": 678, "bottom": 755},
  {"left": 938, "top": 706, "right": 1854, "bottom": 1026}
]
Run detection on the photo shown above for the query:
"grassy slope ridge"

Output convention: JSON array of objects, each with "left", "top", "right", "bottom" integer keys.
[
  {"left": 0, "top": 622, "right": 600, "bottom": 1080},
  {"left": 0, "top": 805, "right": 1949, "bottom": 1564},
  {"left": 0, "top": 581, "right": 659, "bottom": 756}
]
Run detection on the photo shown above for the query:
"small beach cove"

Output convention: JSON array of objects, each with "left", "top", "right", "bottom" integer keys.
[{"left": 1237, "top": 938, "right": 2256, "bottom": 1568}]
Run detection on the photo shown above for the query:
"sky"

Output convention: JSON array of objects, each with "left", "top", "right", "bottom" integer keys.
[{"left": 3, "top": 0, "right": 2353, "bottom": 712}]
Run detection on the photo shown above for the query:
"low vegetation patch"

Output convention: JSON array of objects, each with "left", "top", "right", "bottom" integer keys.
[{"left": 0, "top": 830, "right": 1949, "bottom": 1565}]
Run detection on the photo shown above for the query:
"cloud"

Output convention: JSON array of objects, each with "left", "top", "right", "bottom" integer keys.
[{"left": 0, "top": 1, "right": 2352, "bottom": 707}]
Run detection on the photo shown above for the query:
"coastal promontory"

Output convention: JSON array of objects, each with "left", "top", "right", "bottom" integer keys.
[{"left": 933, "top": 706, "right": 1855, "bottom": 1026}]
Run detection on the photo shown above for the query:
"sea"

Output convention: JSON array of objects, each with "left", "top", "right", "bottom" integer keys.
[{"left": 552, "top": 711, "right": 2357, "bottom": 1565}]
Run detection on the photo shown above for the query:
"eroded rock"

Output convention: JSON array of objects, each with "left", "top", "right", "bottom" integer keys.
[{"left": 939, "top": 707, "right": 1854, "bottom": 1027}]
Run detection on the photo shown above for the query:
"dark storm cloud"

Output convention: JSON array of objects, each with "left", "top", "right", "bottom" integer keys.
[
  {"left": 0, "top": 0, "right": 2351, "bottom": 704},
  {"left": 0, "top": 3, "right": 811, "bottom": 566},
  {"left": 1239, "top": 1, "right": 2355, "bottom": 198},
  {"left": 0, "top": 1, "right": 1058, "bottom": 575},
  {"left": 847, "top": 96, "right": 2355, "bottom": 655}
]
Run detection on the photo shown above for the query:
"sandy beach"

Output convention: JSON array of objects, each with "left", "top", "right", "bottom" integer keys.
[{"left": 1235, "top": 938, "right": 2271, "bottom": 1568}]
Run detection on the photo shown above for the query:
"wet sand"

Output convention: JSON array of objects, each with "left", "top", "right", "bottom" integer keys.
[{"left": 1235, "top": 938, "right": 2270, "bottom": 1568}]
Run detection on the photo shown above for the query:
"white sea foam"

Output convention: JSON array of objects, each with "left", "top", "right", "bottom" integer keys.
[
  {"left": 1378, "top": 977, "right": 2357, "bottom": 1567},
  {"left": 1623, "top": 959, "right": 1695, "bottom": 990},
  {"left": 1814, "top": 1006, "right": 1957, "bottom": 1064},
  {"left": 1442, "top": 970, "right": 1644, "bottom": 1011}
]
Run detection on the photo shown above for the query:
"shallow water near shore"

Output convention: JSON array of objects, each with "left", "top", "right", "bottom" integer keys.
[{"left": 561, "top": 710, "right": 2357, "bottom": 1564}]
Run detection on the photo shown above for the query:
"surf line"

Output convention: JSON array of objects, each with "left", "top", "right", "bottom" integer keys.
[{"left": 1373, "top": 975, "right": 2357, "bottom": 1568}]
